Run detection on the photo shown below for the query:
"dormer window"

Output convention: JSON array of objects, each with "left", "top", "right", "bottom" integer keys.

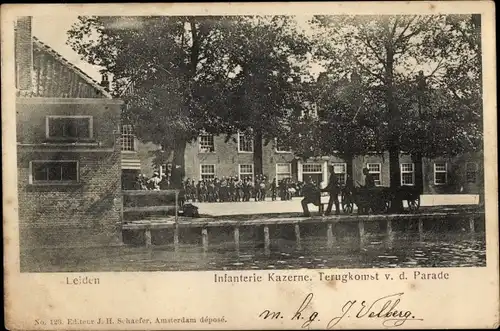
[{"left": 46, "top": 116, "right": 93, "bottom": 140}]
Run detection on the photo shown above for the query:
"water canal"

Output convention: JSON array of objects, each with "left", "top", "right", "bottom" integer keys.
[{"left": 21, "top": 214, "right": 486, "bottom": 272}]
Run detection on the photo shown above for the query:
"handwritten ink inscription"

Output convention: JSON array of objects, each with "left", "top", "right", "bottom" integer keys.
[{"left": 258, "top": 292, "right": 423, "bottom": 328}]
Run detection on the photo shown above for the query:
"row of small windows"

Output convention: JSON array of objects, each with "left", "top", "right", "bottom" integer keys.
[
  {"left": 199, "top": 133, "right": 291, "bottom": 153},
  {"left": 199, "top": 162, "right": 479, "bottom": 186},
  {"left": 200, "top": 164, "right": 257, "bottom": 181},
  {"left": 121, "top": 129, "right": 291, "bottom": 153}
]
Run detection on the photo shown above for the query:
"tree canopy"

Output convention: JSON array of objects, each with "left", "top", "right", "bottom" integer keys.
[
  {"left": 67, "top": 15, "right": 311, "bottom": 183},
  {"left": 67, "top": 14, "right": 482, "bottom": 193},
  {"left": 304, "top": 14, "right": 482, "bottom": 159}
]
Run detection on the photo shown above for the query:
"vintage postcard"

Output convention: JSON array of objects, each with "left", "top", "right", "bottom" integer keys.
[{"left": 2, "top": 1, "right": 499, "bottom": 330}]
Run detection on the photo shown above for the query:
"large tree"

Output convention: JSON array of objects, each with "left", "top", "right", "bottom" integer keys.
[
  {"left": 304, "top": 14, "right": 482, "bottom": 210},
  {"left": 67, "top": 16, "right": 310, "bottom": 185},
  {"left": 214, "top": 16, "right": 311, "bottom": 175}
]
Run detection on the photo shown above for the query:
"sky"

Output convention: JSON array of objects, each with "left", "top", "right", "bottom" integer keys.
[
  {"left": 33, "top": 16, "right": 103, "bottom": 81},
  {"left": 31, "top": 15, "right": 324, "bottom": 83}
]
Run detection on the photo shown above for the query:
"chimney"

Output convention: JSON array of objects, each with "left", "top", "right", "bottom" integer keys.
[
  {"left": 15, "top": 16, "right": 33, "bottom": 92},
  {"left": 100, "top": 73, "right": 110, "bottom": 92}
]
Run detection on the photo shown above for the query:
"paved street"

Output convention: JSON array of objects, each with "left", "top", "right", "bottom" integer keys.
[{"left": 190, "top": 194, "right": 480, "bottom": 217}]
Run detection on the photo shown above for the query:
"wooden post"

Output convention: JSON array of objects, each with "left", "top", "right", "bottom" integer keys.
[
  {"left": 358, "top": 220, "right": 365, "bottom": 238},
  {"left": 145, "top": 227, "right": 152, "bottom": 248},
  {"left": 234, "top": 227, "right": 240, "bottom": 252},
  {"left": 175, "top": 191, "right": 179, "bottom": 224},
  {"left": 295, "top": 224, "right": 302, "bottom": 250},
  {"left": 173, "top": 224, "right": 179, "bottom": 251},
  {"left": 264, "top": 225, "right": 270, "bottom": 255},
  {"left": 202, "top": 228, "right": 208, "bottom": 252},
  {"left": 386, "top": 219, "right": 393, "bottom": 236},
  {"left": 327, "top": 223, "right": 334, "bottom": 248},
  {"left": 469, "top": 218, "right": 475, "bottom": 233}
]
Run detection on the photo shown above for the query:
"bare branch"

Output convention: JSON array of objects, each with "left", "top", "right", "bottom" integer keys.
[
  {"left": 393, "top": 16, "right": 418, "bottom": 45},
  {"left": 390, "top": 16, "right": 401, "bottom": 41},
  {"left": 351, "top": 53, "right": 385, "bottom": 82},
  {"left": 395, "top": 16, "right": 435, "bottom": 46},
  {"left": 426, "top": 57, "right": 445, "bottom": 79},
  {"left": 357, "top": 30, "right": 386, "bottom": 67}
]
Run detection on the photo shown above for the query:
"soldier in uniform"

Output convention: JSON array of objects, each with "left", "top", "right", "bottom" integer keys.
[
  {"left": 363, "top": 167, "right": 376, "bottom": 188},
  {"left": 301, "top": 177, "right": 321, "bottom": 217},
  {"left": 322, "top": 167, "right": 341, "bottom": 215},
  {"left": 147, "top": 171, "right": 161, "bottom": 190},
  {"left": 271, "top": 178, "right": 277, "bottom": 201}
]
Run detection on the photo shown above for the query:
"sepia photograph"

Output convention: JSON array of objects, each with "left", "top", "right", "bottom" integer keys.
[
  {"left": 3, "top": 2, "right": 498, "bottom": 330},
  {"left": 14, "top": 12, "right": 487, "bottom": 273}
]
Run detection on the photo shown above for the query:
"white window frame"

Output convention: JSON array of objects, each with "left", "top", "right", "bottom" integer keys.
[
  {"left": 434, "top": 162, "right": 448, "bottom": 185},
  {"left": 199, "top": 134, "right": 215, "bottom": 153},
  {"left": 46, "top": 115, "right": 93, "bottom": 140},
  {"left": 400, "top": 163, "right": 415, "bottom": 186},
  {"left": 238, "top": 164, "right": 254, "bottom": 181},
  {"left": 29, "top": 160, "right": 80, "bottom": 184},
  {"left": 121, "top": 124, "right": 136, "bottom": 152},
  {"left": 332, "top": 162, "right": 347, "bottom": 185},
  {"left": 367, "top": 163, "right": 382, "bottom": 186},
  {"left": 200, "top": 164, "right": 216, "bottom": 180},
  {"left": 238, "top": 132, "right": 253, "bottom": 153},
  {"left": 275, "top": 163, "right": 292, "bottom": 181},
  {"left": 159, "top": 163, "right": 170, "bottom": 177},
  {"left": 465, "top": 162, "right": 477, "bottom": 184},
  {"left": 275, "top": 138, "right": 292, "bottom": 153},
  {"left": 302, "top": 163, "right": 323, "bottom": 174}
]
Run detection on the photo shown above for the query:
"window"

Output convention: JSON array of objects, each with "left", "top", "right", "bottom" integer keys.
[
  {"left": 121, "top": 124, "right": 135, "bottom": 151},
  {"left": 300, "top": 101, "right": 319, "bottom": 119},
  {"left": 434, "top": 162, "right": 447, "bottom": 185},
  {"left": 276, "top": 163, "right": 291, "bottom": 181},
  {"left": 46, "top": 116, "right": 93, "bottom": 140},
  {"left": 30, "top": 161, "right": 78, "bottom": 184},
  {"left": 199, "top": 134, "right": 215, "bottom": 153},
  {"left": 466, "top": 162, "right": 477, "bottom": 183},
  {"left": 239, "top": 164, "right": 254, "bottom": 181},
  {"left": 200, "top": 164, "right": 216, "bottom": 180},
  {"left": 400, "top": 163, "right": 415, "bottom": 186},
  {"left": 302, "top": 163, "right": 323, "bottom": 184},
  {"left": 275, "top": 138, "right": 291, "bottom": 153},
  {"left": 238, "top": 133, "right": 253, "bottom": 153},
  {"left": 159, "top": 163, "right": 171, "bottom": 177},
  {"left": 302, "top": 164, "right": 322, "bottom": 173},
  {"left": 332, "top": 163, "right": 347, "bottom": 185},
  {"left": 367, "top": 163, "right": 382, "bottom": 186}
]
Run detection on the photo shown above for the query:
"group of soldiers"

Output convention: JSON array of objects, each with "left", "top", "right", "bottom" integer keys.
[
  {"left": 134, "top": 172, "right": 170, "bottom": 190},
  {"left": 183, "top": 175, "right": 303, "bottom": 203},
  {"left": 135, "top": 166, "right": 377, "bottom": 217}
]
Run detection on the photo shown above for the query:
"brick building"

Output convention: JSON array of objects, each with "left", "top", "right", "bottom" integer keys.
[
  {"left": 16, "top": 17, "right": 123, "bottom": 248},
  {"left": 181, "top": 133, "right": 482, "bottom": 194},
  {"left": 121, "top": 129, "right": 483, "bottom": 195}
]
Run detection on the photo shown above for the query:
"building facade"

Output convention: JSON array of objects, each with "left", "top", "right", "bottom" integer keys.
[
  {"left": 123, "top": 128, "right": 483, "bottom": 195},
  {"left": 16, "top": 17, "right": 123, "bottom": 248},
  {"left": 181, "top": 133, "right": 483, "bottom": 195}
]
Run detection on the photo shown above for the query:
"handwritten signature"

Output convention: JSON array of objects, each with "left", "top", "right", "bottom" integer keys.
[{"left": 258, "top": 292, "right": 423, "bottom": 328}]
